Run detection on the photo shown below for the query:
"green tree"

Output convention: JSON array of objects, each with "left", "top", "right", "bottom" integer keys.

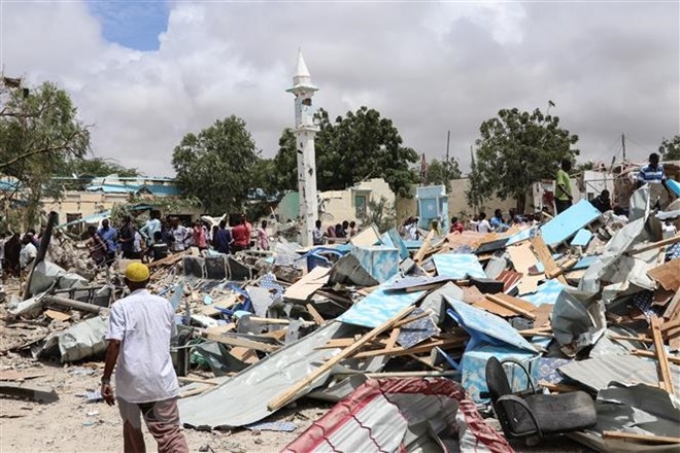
[
  {"left": 273, "top": 107, "right": 419, "bottom": 197},
  {"left": 425, "top": 157, "right": 462, "bottom": 186},
  {"left": 172, "top": 116, "right": 258, "bottom": 215},
  {"left": 659, "top": 135, "right": 680, "bottom": 161},
  {"left": 359, "top": 196, "right": 396, "bottom": 232},
  {"left": 473, "top": 106, "right": 579, "bottom": 212},
  {"left": 66, "top": 157, "right": 140, "bottom": 178},
  {"left": 0, "top": 80, "right": 90, "bottom": 225}
]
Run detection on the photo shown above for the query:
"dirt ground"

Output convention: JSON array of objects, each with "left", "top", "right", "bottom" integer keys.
[{"left": 0, "top": 353, "right": 326, "bottom": 453}]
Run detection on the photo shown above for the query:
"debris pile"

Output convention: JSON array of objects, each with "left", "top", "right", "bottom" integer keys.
[{"left": 2, "top": 184, "right": 679, "bottom": 452}]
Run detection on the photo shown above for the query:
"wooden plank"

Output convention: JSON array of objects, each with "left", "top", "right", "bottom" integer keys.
[
  {"left": 351, "top": 336, "right": 465, "bottom": 359},
  {"left": 664, "top": 290, "right": 680, "bottom": 321},
  {"left": 545, "top": 257, "right": 578, "bottom": 280},
  {"left": 486, "top": 294, "right": 537, "bottom": 320},
  {"left": 660, "top": 319, "right": 680, "bottom": 333},
  {"left": 200, "top": 331, "right": 279, "bottom": 353},
  {"left": 230, "top": 346, "right": 259, "bottom": 364},
  {"left": 472, "top": 298, "right": 517, "bottom": 317},
  {"left": 650, "top": 315, "right": 676, "bottom": 396},
  {"left": 629, "top": 234, "right": 680, "bottom": 255},
  {"left": 385, "top": 327, "right": 400, "bottom": 350},
  {"left": 414, "top": 230, "right": 434, "bottom": 263},
  {"left": 602, "top": 431, "right": 680, "bottom": 444},
  {"left": 267, "top": 305, "right": 415, "bottom": 411},
  {"left": 608, "top": 334, "right": 653, "bottom": 344},
  {"left": 147, "top": 251, "right": 185, "bottom": 269},
  {"left": 632, "top": 349, "right": 680, "bottom": 365},
  {"left": 306, "top": 303, "right": 325, "bottom": 325},
  {"left": 530, "top": 236, "right": 568, "bottom": 285}
]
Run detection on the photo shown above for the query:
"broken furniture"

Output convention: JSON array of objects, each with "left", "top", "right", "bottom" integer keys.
[{"left": 485, "top": 357, "right": 597, "bottom": 444}]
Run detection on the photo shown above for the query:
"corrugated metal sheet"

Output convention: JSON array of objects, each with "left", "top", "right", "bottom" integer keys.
[
  {"left": 179, "top": 321, "right": 357, "bottom": 428},
  {"left": 282, "top": 378, "right": 513, "bottom": 453},
  {"left": 559, "top": 354, "right": 680, "bottom": 395}
]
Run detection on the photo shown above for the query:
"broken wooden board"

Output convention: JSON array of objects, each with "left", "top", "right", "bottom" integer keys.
[
  {"left": 533, "top": 304, "right": 554, "bottom": 328},
  {"left": 44, "top": 309, "right": 71, "bottom": 322},
  {"left": 530, "top": 236, "right": 568, "bottom": 285},
  {"left": 507, "top": 242, "right": 544, "bottom": 294},
  {"left": 648, "top": 260, "right": 680, "bottom": 292},
  {"left": 414, "top": 230, "right": 434, "bottom": 263},
  {"left": 200, "top": 330, "right": 278, "bottom": 353},
  {"left": 483, "top": 294, "right": 537, "bottom": 320},
  {"left": 283, "top": 266, "right": 329, "bottom": 301},
  {"left": 651, "top": 315, "right": 675, "bottom": 396}
]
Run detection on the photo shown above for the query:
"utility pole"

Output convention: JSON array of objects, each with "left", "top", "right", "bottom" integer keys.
[
  {"left": 621, "top": 134, "right": 627, "bottom": 162},
  {"left": 445, "top": 130, "right": 451, "bottom": 184}
]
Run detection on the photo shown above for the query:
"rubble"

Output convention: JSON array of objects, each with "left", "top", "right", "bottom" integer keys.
[{"left": 1, "top": 184, "right": 679, "bottom": 452}]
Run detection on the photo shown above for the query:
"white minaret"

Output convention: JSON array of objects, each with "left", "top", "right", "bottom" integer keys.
[{"left": 287, "top": 50, "right": 319, "bottom": 247}]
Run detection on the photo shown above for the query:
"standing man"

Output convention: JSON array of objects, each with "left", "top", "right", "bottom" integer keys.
[
  {"left": 119, "top": 216, "right": 137, "bottom": 260},
  {"left": 555, "top": 159, "right": 573, "bottom": 214},
  {"left": 140, "top": 211, "right": 162, "bottom": 247},
  {"left": 19, "top": 234, "right": 37, "bottom": 270},
  {"left": 231, "top": 217, "right": 249, "bottom": 253},
  {"left": 213, "top": 220, "right": 232, "bottom": 254},
  {"left": 101, "top": 263, "right": 188, "bottom": 453},
  {"left": 169, "top": 217, "right": 190, "bottom": 253},
  {"left": 98, "top": 219, "right": 118, "bottom": 263},
  {"left": 637, "top": 153, "right": 672, "bottom": 208}
]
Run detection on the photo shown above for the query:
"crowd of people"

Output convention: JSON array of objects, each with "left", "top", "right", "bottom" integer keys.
[
  {"left": 312, "top": 219, "right": 360, "bottom": 245},
  {"left": 82, "top": 212, "right": 272, "bottom": 268},
  {"left": 0, "top": 211, "right": 274, "bottom": 277}
]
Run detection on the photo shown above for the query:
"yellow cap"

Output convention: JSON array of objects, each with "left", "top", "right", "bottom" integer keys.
[{"left": 125, "top": 262, "right": 150, "bottom": 283}]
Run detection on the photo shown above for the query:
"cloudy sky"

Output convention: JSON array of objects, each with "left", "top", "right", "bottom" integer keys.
[{"left": 1, "top": 1, "right": 678, "bottom": 177}]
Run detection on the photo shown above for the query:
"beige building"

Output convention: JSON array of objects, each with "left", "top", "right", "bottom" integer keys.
[
  {"left": 277, "top": 178, "right": 396, "bottom": 228},
  {"left": 41, "top": 191, "right": 132, "bottom": 227}
]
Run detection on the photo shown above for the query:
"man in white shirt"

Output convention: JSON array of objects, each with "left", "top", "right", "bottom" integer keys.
[
  {"left": 169, "top": 217, "right": 190, "bottom": 253},
  {"left": 476, "top": 212, "right": 492, "bottom": 233},
  {"left": 101, "top": 263, "right": 188, "bottom": 453},
  {"left": 19, "top": 235, "right": 38, "bottom": 269},
  {"left": 139, "top": 211, "right": 162, "bottom": 246}
]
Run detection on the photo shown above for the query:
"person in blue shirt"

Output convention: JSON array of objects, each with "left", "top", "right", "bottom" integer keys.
[
  {"left": 213, "top": 220, "right": 232, "bottom": 254},
  {"left": 637, "top": 153, "right": 672, "bottom": 206},
  {"left": 98, "top": 219, "right": 117, "bottom": 263},
  {"left": 489, "top": 209, "right": 509, "bottom": 232}
]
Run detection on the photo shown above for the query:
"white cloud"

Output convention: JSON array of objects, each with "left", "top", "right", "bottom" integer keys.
[{"left": 1, "top": 1, "right": 678, "bottom": 176}]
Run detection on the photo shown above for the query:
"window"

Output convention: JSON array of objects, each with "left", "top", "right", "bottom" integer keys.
[{"left": 355, "top": 194, "right": 367, "bottom": 217}]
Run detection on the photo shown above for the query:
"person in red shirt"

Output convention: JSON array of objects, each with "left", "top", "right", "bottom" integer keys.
[
  {"left": 449, "top": 216, "right": 464, "bottom": 234},
  {"left": 231, "top": 217, "right": 249, "bottom": 253},
  {"left": 192, "top": 221, "right": 207, "bottom": 250}
]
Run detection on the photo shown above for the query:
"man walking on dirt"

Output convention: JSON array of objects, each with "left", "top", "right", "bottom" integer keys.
[{"left": 101, "top": 263, "right": 188, "bottom": 453}]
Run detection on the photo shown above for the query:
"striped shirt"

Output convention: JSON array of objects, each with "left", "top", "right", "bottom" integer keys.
[{"left": 638, "top": 164, "right": 666, "bottom": 184}]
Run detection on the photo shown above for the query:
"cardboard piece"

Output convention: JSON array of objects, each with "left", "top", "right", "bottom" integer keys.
[
  {"left": 283, "top": 267, "right": 329, "bottom": 301},
  {"left": 507, "top": 242, "right": 544, "bottom": 294}
]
